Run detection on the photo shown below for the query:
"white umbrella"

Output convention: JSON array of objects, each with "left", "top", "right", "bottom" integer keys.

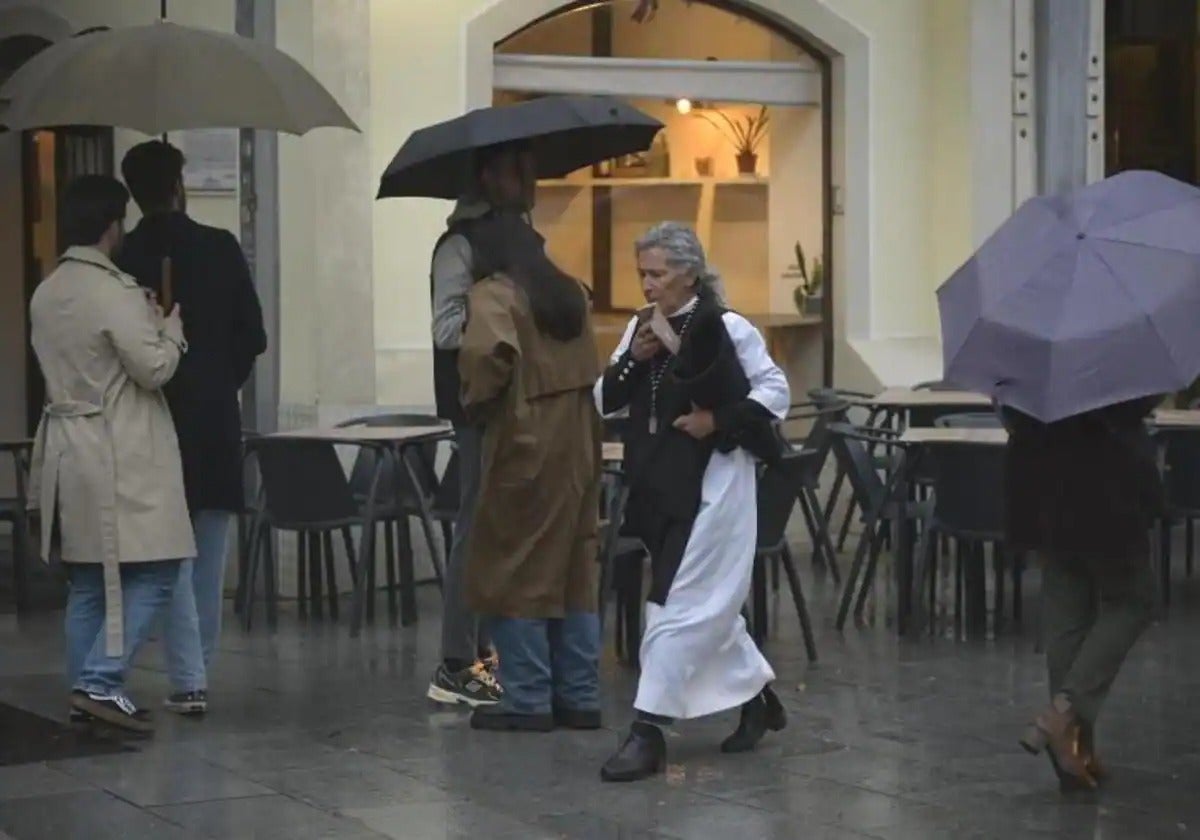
[{"left": 0, "top": 21, "right": 357, "bottom": 135}]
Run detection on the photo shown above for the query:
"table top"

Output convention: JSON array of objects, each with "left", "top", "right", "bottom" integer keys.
[
  {"left": 271, "top": 425, "right": 451, "bottom": 444},
  {"left": 900, "top": 427, "right": 1008, "bottom": 445},
  {"left": 1151, "top": 409, "right": 1200, "bottom": 429},
  {"left": 602, "top": 441, "right": 624, "bottom": 462},
  {"left": 870, "top": 388, "right": 991, "bottom": 408}
]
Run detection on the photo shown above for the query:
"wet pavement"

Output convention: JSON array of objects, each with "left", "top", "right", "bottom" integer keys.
[{"left": 1, "top": 540, "right": 1199, "bottom": 839}]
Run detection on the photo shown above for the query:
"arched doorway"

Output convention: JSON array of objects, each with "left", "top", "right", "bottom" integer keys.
[
  {"left": 0, "top": 11, "right": 114, "bottom": 437},
  {"left": 468, "top": 0, "right": 870, "bottom": 390}
]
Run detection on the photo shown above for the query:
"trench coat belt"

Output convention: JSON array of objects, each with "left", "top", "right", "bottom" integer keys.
[{"left": 34, "top": 399, "right": 126, "bottom": 656}]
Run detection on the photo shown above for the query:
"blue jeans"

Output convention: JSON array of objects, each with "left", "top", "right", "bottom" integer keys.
[
  {"left": 165, "top": 511, "right": 233, "bottom": 692},
  {"left": 489, "top": 612, "right": 600, "bottom": 715},
  {"left": 66, "top": 560, "right": 182, "bottom": 696}
]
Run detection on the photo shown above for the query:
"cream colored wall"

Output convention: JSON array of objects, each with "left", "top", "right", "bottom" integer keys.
[
  {"left": 925, "top": 0, "right": 973, "bottom": 338},
  {"left": 372, "top": 0, "right": 978, "bottom": 399}
]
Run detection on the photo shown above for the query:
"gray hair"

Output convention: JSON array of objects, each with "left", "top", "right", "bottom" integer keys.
[{"left": 634, "top": 222, "right": 726, "bottom": 303}]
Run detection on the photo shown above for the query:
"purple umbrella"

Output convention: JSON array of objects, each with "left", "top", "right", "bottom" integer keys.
[{"left": 938, "top": 170, "right": 1200, "bottom": 421}]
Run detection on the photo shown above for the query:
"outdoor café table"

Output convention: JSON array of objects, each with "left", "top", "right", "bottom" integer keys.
[
  {"left": 895, "top": 426, "right": 1007, "bottom": 636},
  {"left": 868, "top": 387, "right": 992, "bottom": 429},
  {"left": 270, "top": 424, "right": 452, "bottom": 635},
  {"left": 1, "top": 439, "right": 34, "bottom": 612},
  {"left": 1151, "top": 409, "right": 1200, "bottom": 429}
]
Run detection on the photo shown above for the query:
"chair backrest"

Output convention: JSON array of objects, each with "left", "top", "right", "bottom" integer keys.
[
  {"left": 337, "top": 413, "right": 444, "bottom": 429},
  {"left": 809, "top": 387, "right": 881, "bottom": 427},
  {"left": 787, "top": 399, "right": 850, "bottom": 485},
  {"left": 1164, "top": 429, "right": 1200, "bottom": 513},
  {"left": 928, "top": 443, "right": 1006, "bottom": 539},
  {"left": 247, "top": 437, "right": 360, "bottom": 529},
  {"left": 913, "top": 380, "right": 956, "bottom": 391},
  {"left": 827, "top": 423, "right": 888, "bottom": 512},
  {"left": 756, "top": 450, "right": 812, "bottom": 552},
  {"left": 935, "top": 412, "right": 1002, "bottom": 429}
]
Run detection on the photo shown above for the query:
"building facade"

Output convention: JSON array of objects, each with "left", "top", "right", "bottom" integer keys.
[{"left": 0, "top": 0, "right": 1122, "bottom": 439}]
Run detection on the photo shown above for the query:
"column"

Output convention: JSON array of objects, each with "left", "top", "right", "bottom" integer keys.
[
  {"left": 1034, "top": 0, "right": 1091, "bottom": 194},
  {"left": 310, "top": 0, "right": 376, "bottom": 415}
]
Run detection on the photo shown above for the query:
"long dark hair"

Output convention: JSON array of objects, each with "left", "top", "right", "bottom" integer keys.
[{"left": 472, "top": 212, "right": 586, "bottom": 342}]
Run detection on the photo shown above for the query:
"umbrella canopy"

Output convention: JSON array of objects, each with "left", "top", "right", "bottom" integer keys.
[
  {"left": 938, "top": 169, "right": 1200, "bottom": 422},
  {"left": 377, "top": 95, "right": 662, "bottom": 200},
  {"left": 0, "top": 21, "right": 357, "bottom": 135}
]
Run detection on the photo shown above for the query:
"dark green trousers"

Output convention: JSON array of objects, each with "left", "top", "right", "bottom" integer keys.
[{"left": 1042, "top": 550, "right": 1153, "bottom": 724}]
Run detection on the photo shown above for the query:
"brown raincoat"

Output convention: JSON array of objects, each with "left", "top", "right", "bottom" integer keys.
[
  {"left": 28, "top": 246, "right": 195, "bottom": 656},
  {"left": 459, "top": 275, "right": 601, "bottom": 618}
]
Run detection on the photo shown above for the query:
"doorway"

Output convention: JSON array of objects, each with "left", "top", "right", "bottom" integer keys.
[
  {"left": 1105, "top": 0, "right": 1199, "bottom": 180},
  {"left": 0, "top": 30, "right": 114, "bottom": 438},
  {"left": 492, "top": 0, "right": 834, "bottom": 388}
]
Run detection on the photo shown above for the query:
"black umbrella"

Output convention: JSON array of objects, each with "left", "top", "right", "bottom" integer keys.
[{"left": 377, "top": 95, "right": 663, "bottom": 200}]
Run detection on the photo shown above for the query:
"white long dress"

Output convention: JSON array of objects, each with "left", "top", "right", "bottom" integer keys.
[{"left": 594, "top": 307, "right": 790, "bottom": 719}]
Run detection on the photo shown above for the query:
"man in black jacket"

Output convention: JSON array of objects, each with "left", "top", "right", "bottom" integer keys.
[{"left": 118, "top": 140, "right": 267, "bottom": 716}]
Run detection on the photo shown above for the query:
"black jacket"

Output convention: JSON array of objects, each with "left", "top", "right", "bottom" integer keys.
[
  {"left": 118, "top": 213, "right": 267, "bottom": 513},
  {"left": 1001, "top": 396, "right": 1164, "bottom": 564}
]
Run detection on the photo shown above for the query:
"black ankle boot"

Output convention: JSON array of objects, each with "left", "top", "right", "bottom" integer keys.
[
  {"left": 600, "top": 721, "right": 667, "bottom": 782},
  {"left": 721, "top": 686, "right": 787, "bottom": 754}
]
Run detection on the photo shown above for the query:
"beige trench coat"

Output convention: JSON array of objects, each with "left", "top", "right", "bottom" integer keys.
[
  {"left": 459, "top": 275, "right": 602, "bottom": 618},
  {"left": 28, "top": 246, "right": 195, "bottom": 656}
]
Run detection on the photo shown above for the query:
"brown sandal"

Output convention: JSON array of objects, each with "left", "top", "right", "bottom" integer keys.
[{"left": 1019, "top": 694, "right": 1097, "bottom": 791}]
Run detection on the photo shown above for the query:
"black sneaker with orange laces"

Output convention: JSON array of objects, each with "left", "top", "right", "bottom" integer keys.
[{"left": 426, "top": 661, "right": 502, "bottom": 707}]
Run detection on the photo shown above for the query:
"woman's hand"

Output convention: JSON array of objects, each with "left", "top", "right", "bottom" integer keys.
[
  {"left": 630, "top": 323, "right": 663, "bottom": 362},
  {"left": 673, "top": 406, "right": 716, "bottom": 440}
]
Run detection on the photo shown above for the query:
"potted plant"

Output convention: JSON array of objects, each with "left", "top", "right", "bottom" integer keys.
[
  {"left": 697, "top": 105, "right": 769, "bottom": 176},
  {"left": 791, "top": 241, "right": 824, "bottom": 316}
]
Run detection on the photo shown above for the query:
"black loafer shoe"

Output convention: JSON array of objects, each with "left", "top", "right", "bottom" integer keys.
[
  {"left": 600, "top": 722, "right": 667, "bottom": 782},
  {"left": 721, "top": 686, "right": 787, "bottom": 754},
  {"left": 469, "top": 707, "right": 554, "bottom": 732},
  {"left": 554, "top": 706, "right": 603, "bottom": 730}
]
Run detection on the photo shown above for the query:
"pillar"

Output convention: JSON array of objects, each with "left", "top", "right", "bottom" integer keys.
[
  {"left": 310, "top": 0, "right": 376, "bottom": 415},
  {"left": 1034, "top": 0, "right": 1091, "bottom": 194}
]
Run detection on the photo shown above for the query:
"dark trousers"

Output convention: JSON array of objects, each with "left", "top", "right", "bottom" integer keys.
[
  {"left": 1042, "top": 549, "right": 1153, "bottom": 724},
  {"left": 441, "top": 425, "right": 489, "bottom": 663}
]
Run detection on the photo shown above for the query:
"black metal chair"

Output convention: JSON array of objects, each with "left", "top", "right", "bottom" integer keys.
[
  {"left": 934, "top": 412, "right": 1002, "bottom": 429},
  {"left": 241, "top": 436, "right": 387, "bottom": 633},
  {"left": 0, "top": 443, "right": 33, "bottom": 612},
  {"left": 828, "top": 423, "right": 933, "bottom": 630},
  {"left": 233, "top": 430, "right": 262, "bottom": 618},
  {"left": 748, "top": 450, "right": 819, "bottom": 662},
  {"left": 909, "top": 438, "right": 1010, "bottom": 638},
  {"left": 1158, "top": 427, "right": 1200, "bottom": 605},
  {"left": 337, "top": 414, "right": 449, "bottom": 626},
  {"left": 782, "top": 400, "right": 846, "bottom": 584},
  {"left": 908, "top": 379, "right": 969, "bottom": 429},
  {"left": 809, "top": 388, "right": 894, "bottom": 554}
]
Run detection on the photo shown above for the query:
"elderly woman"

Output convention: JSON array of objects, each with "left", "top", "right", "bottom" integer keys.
[
  {"left": 457, "top": 212, "right": 603, "bottom": 732},
  {"left": 596, "top": 222, "right": 791, "bottom": 782},
  {"left": 29, "top": 175, "right": 196, "bottom": 734}
]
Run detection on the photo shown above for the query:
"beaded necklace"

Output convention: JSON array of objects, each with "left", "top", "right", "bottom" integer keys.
[{"left": 647, "top": 304, "right": 698, "bottom": 434}]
